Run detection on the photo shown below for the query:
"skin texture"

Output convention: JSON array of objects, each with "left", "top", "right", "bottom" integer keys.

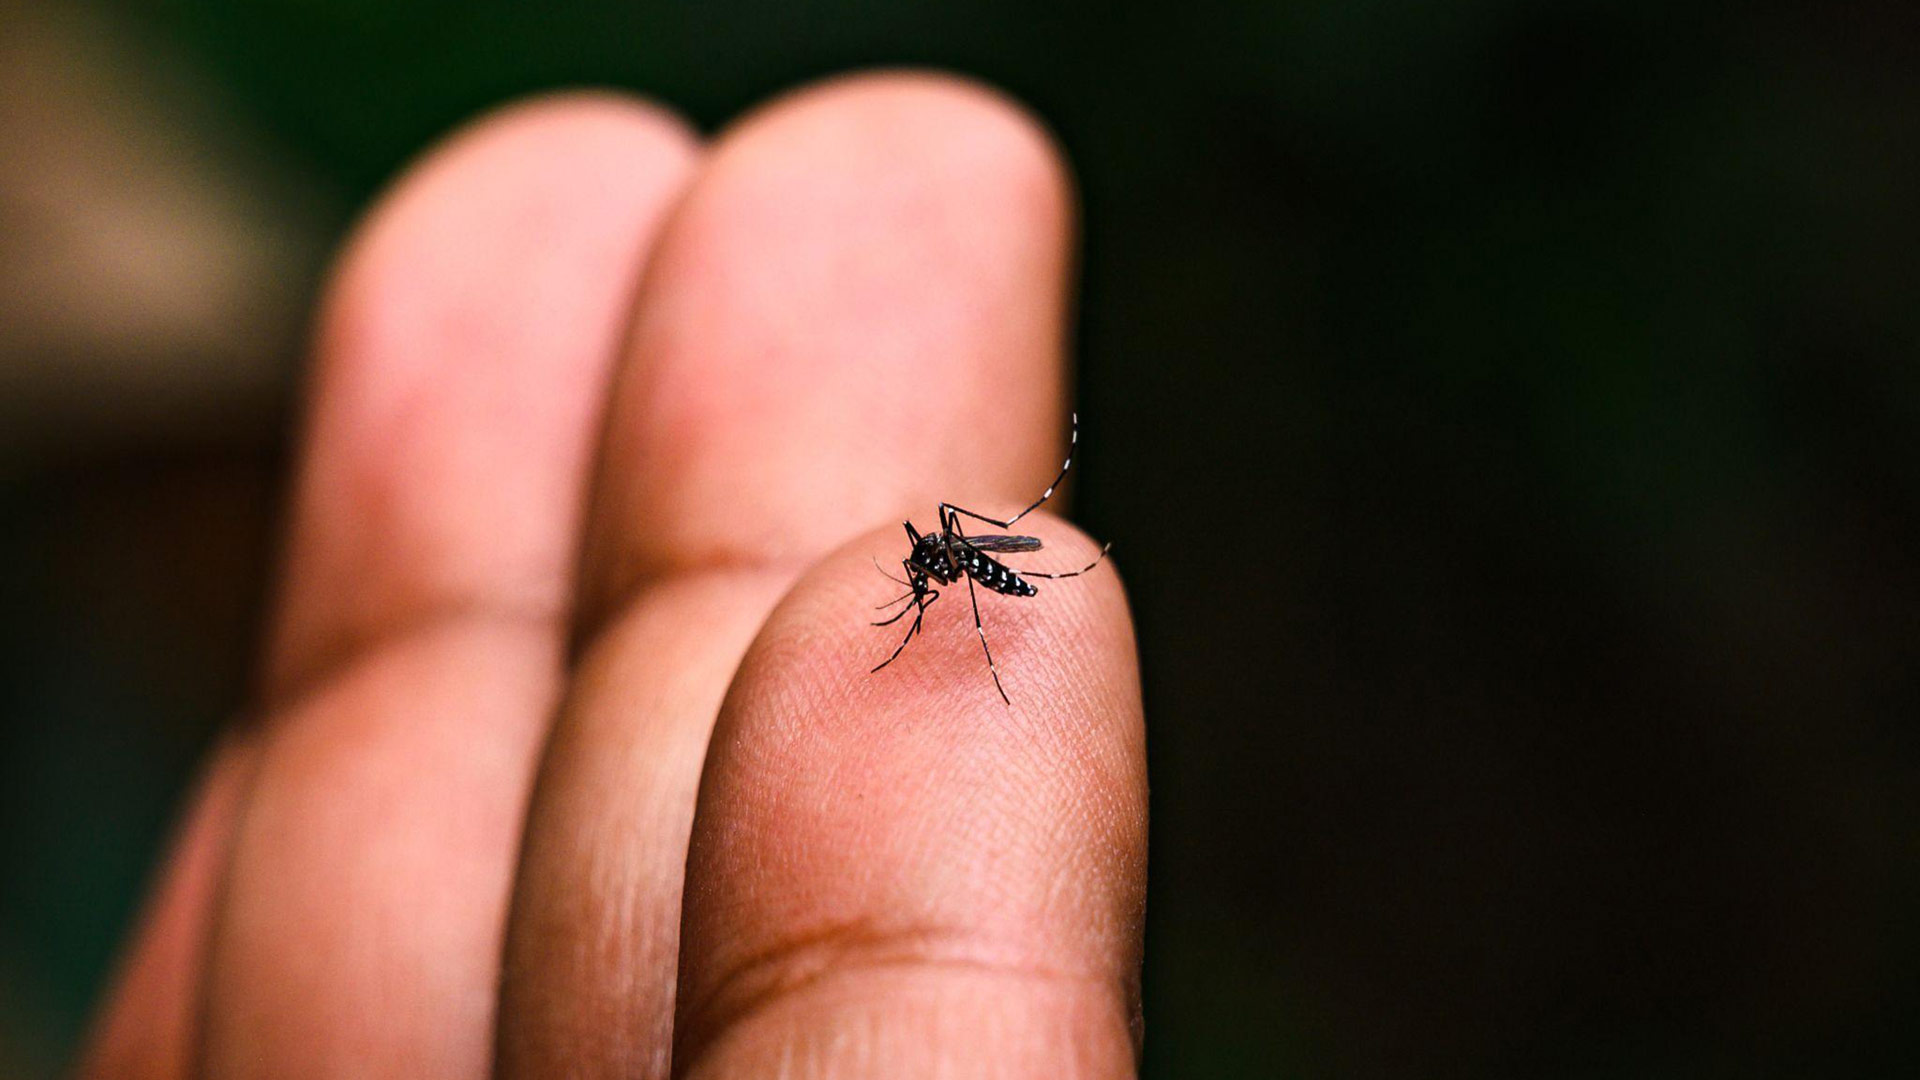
[{"left": 78, "top": 71, "right": 1146, "bottom": 1080}]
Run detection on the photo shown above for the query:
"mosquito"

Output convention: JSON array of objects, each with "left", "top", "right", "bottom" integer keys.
[{"left": 870, "top": 412, "right": 1112, "bottom": 704}]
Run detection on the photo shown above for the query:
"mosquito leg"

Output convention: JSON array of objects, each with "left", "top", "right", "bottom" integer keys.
[
  {"left": 1020, "top": 541, "right": 1114, "bottom": 579},
  {"left": 963, "top": 570, "right": 1010, "bottom": 706},
  {"left": 873, "top": 561, "right": 921, "bottom": 620},
  {"left": 944, "top": 512, "right": 973, "bottom": 567},
  {"left": 871, "top": 594, "right": 917, "bottom": 625},
  {"left": 871, "top": 590, "right": 938, "bottom": 672},
  {"left": 940, "top": 412, "right": 1080, "bottom": 532},
  {"left": 941, "top": 514, "right": 991, "bottom": 586},
  {"left": 940, "top": 501, "right": 1025, "bottom": 531}
]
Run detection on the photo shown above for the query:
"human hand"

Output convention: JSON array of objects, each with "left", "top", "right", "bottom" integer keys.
[{"left": 81, "top": 72, "right": 1146, "bottom": 1078}]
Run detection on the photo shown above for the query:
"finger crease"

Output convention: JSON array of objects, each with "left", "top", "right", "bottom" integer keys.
[
  {"left": 259, "top": 598, "right": 566, "bottom": 718},
  {"left": 676, "top": 918, "right": 1114, "bottom": 1070}
]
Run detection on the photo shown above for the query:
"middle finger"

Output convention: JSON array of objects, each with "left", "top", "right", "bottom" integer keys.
[{"left": 497, "top": 71, "right": 1077, "bottom": 1078}]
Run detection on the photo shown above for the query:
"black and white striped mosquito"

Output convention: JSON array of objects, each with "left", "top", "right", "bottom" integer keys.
[{"left": 870, "top": 413, "right": 1111, "bottom": 704}]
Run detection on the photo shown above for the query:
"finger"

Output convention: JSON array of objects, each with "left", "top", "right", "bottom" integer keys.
[
  {"left": 677, "top": 519, "right": 1146, "bottom": 1078},
  {"left": 575, "top": 71, "right": 1075, "bottom": 599},
  {"left": 263, "top": 94, "right": 697, "bottom": 697},
  {"left": 76, "top": 736, "right": 256, "bottom": 1080},
  {"left": 497, "top": 71, "right": 1076, "bottom": 1079},
  {"left": 197, "top": 96, "right": 699, "bottom": 1078}
]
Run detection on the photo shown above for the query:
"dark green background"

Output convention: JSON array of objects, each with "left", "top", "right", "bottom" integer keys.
[{"left": 5, "top": 0, "right": 1918, "bottom": 1075}]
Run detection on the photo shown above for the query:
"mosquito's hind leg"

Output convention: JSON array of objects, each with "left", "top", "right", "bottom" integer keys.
[
  {"left": 1021, "top": 541, "right": 1113, "bottom": 580},
  {"left": 939, "top": 412, "right": 1081, "bottom": 532}
]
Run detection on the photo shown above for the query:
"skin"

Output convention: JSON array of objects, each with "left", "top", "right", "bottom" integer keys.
[{"left": 76, "top": 71, "right": 1146, "bottom": 1080}]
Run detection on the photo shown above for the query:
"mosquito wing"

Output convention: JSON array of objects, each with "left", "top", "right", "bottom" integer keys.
[{"left": 962, "top": 534, "right": 1043, "bottom": 553}]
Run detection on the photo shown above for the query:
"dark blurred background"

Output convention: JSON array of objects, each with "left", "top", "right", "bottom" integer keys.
[{"left": 4, "top": 0, "right": 1917, "bottom": 1075}]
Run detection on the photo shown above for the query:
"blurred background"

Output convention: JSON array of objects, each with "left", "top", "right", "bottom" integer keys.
[{"left": 3, "top": 0, "right": 1917, "bottom": 1075}]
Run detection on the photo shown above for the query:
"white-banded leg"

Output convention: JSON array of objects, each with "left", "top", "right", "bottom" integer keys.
[
  {"left": 872, "top": 560, "right": 921, "bottom": 625},
  {"left": 942, "top": 515, "right": 1011, "bottom": 705},
  {"left": 939, "top": 412, "right": 1080, "bottom": 533},
  {"left": 962, "top": 569, "right": 1010, "bottom": 706},
  {"left": 1021, "top": 541, "right": 1113, "bottom": 580},
  {"left": 871, "top": 589, "right": 938, "bottom": 671},
  {"left": 871, "top": 594, "right": 918, "bottom": 626}
]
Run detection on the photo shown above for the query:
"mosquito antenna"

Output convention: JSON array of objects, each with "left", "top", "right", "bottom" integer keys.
[{"left": 871, "top": 556, "right": 911, "bottom": 589}]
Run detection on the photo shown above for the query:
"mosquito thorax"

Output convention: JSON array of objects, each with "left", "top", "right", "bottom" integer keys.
[{"left": 910, "top": 532, "right": 958, "bottom": 582}]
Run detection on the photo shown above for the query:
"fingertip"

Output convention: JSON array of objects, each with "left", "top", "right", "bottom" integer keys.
[
  {"left": 723, "top": 512, "right": 1135, "bottom": 743},
  {"left": 717, "top": 67, "right": 1076, "bottom": 235},
  {"left": 272, "top": 90, "right": 701, "bottom": 695},
  {"left": 677, "top": 514, "right": 1145, "bottom": 1072},
  {"left": 581, "top": 70, "right": 1080, "bottom": 594},
  {"left": 316, "top": 89, "right": 701, "bottom": 395}
]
